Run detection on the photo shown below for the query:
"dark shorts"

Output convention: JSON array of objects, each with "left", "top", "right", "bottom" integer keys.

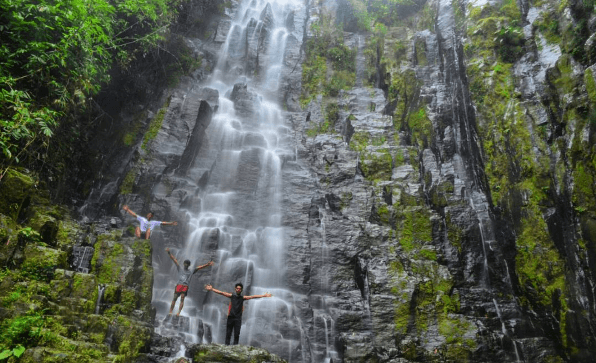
[{"left": 174, "top": 284, "right": 189, "bottom": 296}]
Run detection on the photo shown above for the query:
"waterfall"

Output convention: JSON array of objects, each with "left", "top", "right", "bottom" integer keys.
[
  {"left": 95, "top": 284, "right": 106, "bottom": 315},
  {"left": 150, "top": 0, "right": 306, "bottom": 360}
]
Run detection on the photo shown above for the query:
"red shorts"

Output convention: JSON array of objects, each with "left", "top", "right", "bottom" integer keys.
[{"left": 175, "top": 284, "right": 189, "bottom": 294}]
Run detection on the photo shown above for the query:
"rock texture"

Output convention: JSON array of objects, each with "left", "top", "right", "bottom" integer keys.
[
  {"left": 43, "top": 0, "right": 596, "bottom": 362},
  {"left": 0, "top": 170, "right": 154, "bottom": 362}
]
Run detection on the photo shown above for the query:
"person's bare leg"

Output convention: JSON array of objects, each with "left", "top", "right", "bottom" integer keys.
[
  {"left": 170, "top": 295, "right": 178, "bottom": 314},
  {"left": 135, "top": 227, "right": 141, "bottom": 238},
  {"left": 177, "top": 295, "right": 186, "bottom": 316},
  {"left": 145, "top": 228, "right": 151, "bottom": 240}
]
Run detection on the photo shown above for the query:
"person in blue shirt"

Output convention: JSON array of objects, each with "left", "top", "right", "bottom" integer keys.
[
  {"left": 166, "top": 247, "right": 214, "bottom": 317},
  {"left": 122, "top": 205, "right": 177, "bottom": 239},
  {"left": 205, "top": 283, "right": 272, "bottom": 345}
]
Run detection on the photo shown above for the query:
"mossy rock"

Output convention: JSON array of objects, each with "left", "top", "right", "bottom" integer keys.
[
  {"left": 17, "top": 346, "right": 109, "bottom": 363},
  {"left": 0, "top": 169, "right": 36, "bottom": 218},
  {"left": 359, "top": 151, "right": 393, "bottom": 182},
  {"left": 70, "top": 273, "right": 98, "bottom": 301},
  {"left": 55, "top": 219, "right": 83, "bottom": 248},
  {"left": 192, "top": 343, "right": 286, "bottom": 362},
  {"left": 0, "top": 213, "right": 19, "bottom": 266},
  {"left": 21, "top": 245, "right": 67, "bottom": 281},
  {"left": 49, "top": 269, "right": 75, "bottom": 301},
  {"left": 111, "top": 316, "right": 153, "bottom": 360}
]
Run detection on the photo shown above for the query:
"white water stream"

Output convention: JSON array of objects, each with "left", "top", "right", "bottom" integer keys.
[{"left": 150, "top": 0, "right": 308, "bottom": 360}]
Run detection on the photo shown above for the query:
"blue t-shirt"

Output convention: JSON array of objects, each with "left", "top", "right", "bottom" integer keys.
[{"left": 136, "top": 216, "right": 161, "bottom": 232}]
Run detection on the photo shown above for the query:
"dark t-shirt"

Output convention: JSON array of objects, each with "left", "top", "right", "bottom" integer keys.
[{"left": 228, "top": 294, "right": 245, "bottom": 318}]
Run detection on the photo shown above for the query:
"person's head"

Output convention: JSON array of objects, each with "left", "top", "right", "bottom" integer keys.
[
  {"left": 183, "top": 260, "right": 191, "bottom": 269},
  {"left": 235, "top": 283, "right": 243, "bottom": 295},
  {"left": 146, "top": 211, "right": 154, "bottom": 220}
]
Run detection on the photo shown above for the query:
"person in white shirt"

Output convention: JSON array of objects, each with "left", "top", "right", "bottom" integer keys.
[{"left": 122, "top": 205, "right": 177, "bottom": 239}]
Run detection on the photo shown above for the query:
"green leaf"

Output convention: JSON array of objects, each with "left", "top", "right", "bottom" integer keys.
[
  {"left": 13, "top": 345, "right": 25, "bottom": 357},
  {"left": 0, "top": 349, "right": 13, "bottom": 359}
]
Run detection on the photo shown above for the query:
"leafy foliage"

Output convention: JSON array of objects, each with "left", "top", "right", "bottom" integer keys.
[
  {"left": 301, "top": 14, "right": 356, "bottom": 106},
  {"left": 0, "top": 0, "right": 184, "bottom": 178},
  {"left": 347, "top": 0, "right": 427, "bottom": 30},
  {"left": 0, "top": 311, "right": 51, "bottom": 353}
]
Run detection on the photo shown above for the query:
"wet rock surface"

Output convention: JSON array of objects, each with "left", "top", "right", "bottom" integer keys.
[
  {"left": 187, "top": 343, "right": 286, "bottom": 362},
  {"left": 56, "top": 0, "right": 596, "bottom": 362}
]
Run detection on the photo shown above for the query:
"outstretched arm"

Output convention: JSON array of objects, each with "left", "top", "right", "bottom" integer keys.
[
  {"left": 244, "top": 292, "right": 273, "bottom": 300},
  {"left": 122, "top": 205, "right": 137, "bottom": 217},
  {"left": 161, "top": 221, "right": 178, "bottom": 226},
  {"left": 195, "top": 261, "right": 214, "bottom": 272},
  {"left": 165, "top": 248, "right": 180, "bottom": 267},
  {"left": 204, "top": 284, "right": 232, "bottom": 298}
]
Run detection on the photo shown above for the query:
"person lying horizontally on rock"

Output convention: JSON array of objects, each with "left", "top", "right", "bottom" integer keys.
[
  {"left": 166, "top": 247, "right": 214, "bottom": 317},
  {"left": 122, "top": 205, "right": 177, "bottom": 239},
  {"left": 204, "top": 283, "right": 272, "bottom": 345}
]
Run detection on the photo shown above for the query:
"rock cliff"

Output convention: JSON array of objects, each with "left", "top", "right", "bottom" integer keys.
[{"left": 3, "top": 0, "right": 596, "bottom": 362}]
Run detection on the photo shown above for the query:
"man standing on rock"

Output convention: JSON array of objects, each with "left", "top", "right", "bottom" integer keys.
[
  {"left": 166, "top": 247, "right": 214, "bottom": 317},
  {"left": 122, "top": 205, "right": 177, "bottom": 239},
  {"left": 204, "top": 283, "right": 272, "bottom": 345}
]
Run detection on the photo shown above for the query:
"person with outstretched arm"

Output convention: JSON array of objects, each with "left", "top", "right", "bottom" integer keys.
[
  {"left": 204, "top": 283, "right": 272, "bottom": 345},
  {"left": 122, "top": 205, "right": 177, "bottom": 239},
  {"left": 166, "top": 247, "right": 214, "bottom": 317}
]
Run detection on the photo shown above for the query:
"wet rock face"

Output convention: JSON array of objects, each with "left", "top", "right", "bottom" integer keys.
[
  {"left": 229, "top": 82, "right": 262, "bottom": 118},
  {"left": 187, "top": 343, "right": 286, "bottom": 362},
  {"left": 0, "top": 169, "right": 155, "bottom": 362},
  {"left": 67, "top": 0, "right": 596, "bottom": 361},
  {"left": 279, "top": 0, "right": 596, "bottom": 362}
]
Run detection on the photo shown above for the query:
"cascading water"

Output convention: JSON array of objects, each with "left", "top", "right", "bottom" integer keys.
[
  {"left": 95, "top": 284, "right": 106, "bottom": 315},
  {"left": 150, "top": 0, "right": 309, "bottom": 361}
]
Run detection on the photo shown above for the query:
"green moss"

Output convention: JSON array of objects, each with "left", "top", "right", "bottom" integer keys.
[
  {"left": 71, "top": 273, "right": 98, "bottom": 301},
  {"left": 394, "top": 298, "right": 411, "bottom": 336},
  {"left": 340, "top": 192, "right": 353, "bottom": 210},
  {"left": 572, "top": 164, "right": 595, "bottom": 212},
  {"left": 376, "top": 204, "right": 391, "bottom": 224},
  {"left": 142, "top": 99, "right": 170, "bottom": 150},
  {"left": 534, "top": 10, "right": 561, "bottom": 44},
  {"left": 91, "top": 236, "right": 125, "bottom": 284},
  {"left": 446, "top": 213, "right": 463, "bottom": 252},
  {"left": 585, "top": 68, "right": 596, "bottom": 105},
  {"left": 300, "top": 14, "right": 356, "bottom": 107},
  {"left": 408, "top": 106, "right": 432, "bottom": 147},
  {"left": 416, "top": 248, "right": 437, "bottom": 260},
  {"left": 350, "top": 131, "right": 370, "bottom": 152},
  {"left": 301, "top": 56, "right": 327, "bottom": 108},
  {"left": 359, "top": 150, "right": 393, "bottom": 182},
  {"left": 397, "top": 207, "right": 432, "bottom": 253},
  {"left": 552, "top": 55, "right": 579, "bottom": 96},
  {"left": 414, "top": 38, "right": 427, "bottom": 66},
  {"left": 0, "top": 169, "right": 36, "bottom": 220},
  {"left": 21, "top": 246, "right": 67, "bottom": 281},
  {"left": 515, "top": 207, "right": 567, "bottom": 343}
]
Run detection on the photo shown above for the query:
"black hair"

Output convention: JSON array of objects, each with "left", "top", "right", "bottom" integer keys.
[
  {"left": 184, "top": 260, "right": 191, "bottom": 265},
  {"left": 235, "top": 282, "right": 243, "bottom": 289}
]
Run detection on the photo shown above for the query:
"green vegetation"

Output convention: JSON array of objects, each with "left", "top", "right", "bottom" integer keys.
[
  {"left": 465, "top": 0, "right": 524, "bottom": 64},
  {"left": 301, "top": 14, "right": 356, "bottom": 107},
  {"left": 464, "top": 1, "right": 596, "bottom": 355},
  {"left": 0, "top": 311, "right": 52, "bottom": 357},
  {"left": 142, "top": 99, "right": 171, "bottom": 150},
  {"left": 305, "top": 101, "right": 341, "bottom": 137},
  {"left": 0, "top": 0, "right": 194, "bottom": 180},
  {"left": 347, "top": 0, "right": 427, "bottom": 31},
  {"left": 0, "top": 169, "right": 155, "bottom": 361}
]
